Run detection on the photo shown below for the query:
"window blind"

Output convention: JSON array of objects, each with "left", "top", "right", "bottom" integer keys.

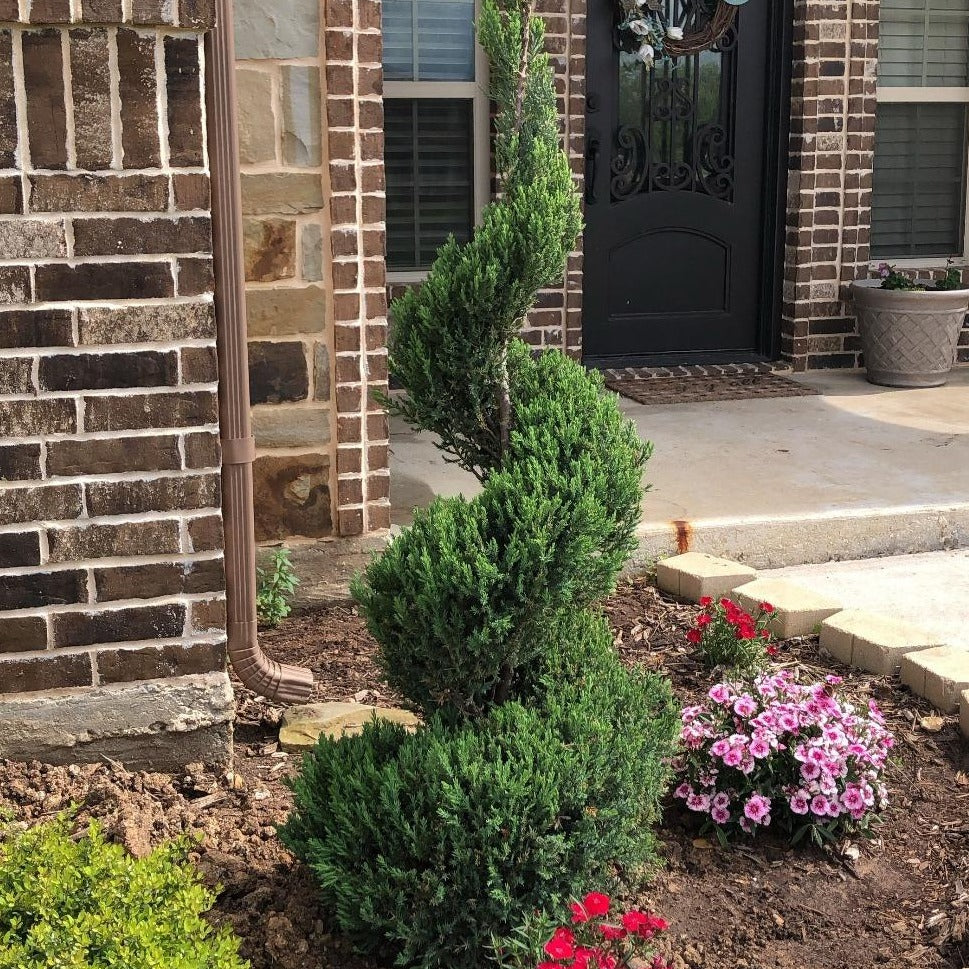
[
  {"left": 383, "top": 0, "right": 476, "bottom": 81},
  {"left": 878, "top": 0, "right": 969, "bottom": 86},
  {"left": 385, "top": 99, "right": 475, "bottom": 271},
  {"left": 870, "top": 102, "right": 968, "bottom": 256}
]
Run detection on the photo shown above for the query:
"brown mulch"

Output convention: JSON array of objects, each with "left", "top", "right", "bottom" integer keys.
[
  {"left": 605, "top": 373, "right": 819, "bottom": 406},
  {"left": 2, "top": 578, "right": 967, "bottom": 969}
]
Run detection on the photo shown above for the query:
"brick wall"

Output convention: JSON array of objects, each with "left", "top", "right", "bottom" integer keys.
[
  {"left": 324, "top": 0, "right": 391, "bottom": 535},
  {"left": 521, "top": 0, "right": 587, "bottom": 359},
  {"left": 0, "top": 0, "right": 231, "bottom": 765},
  {"left": 232, "top": 0, "right": 389, "bottom": 543},
  {"left": 781, "top": 0, "right": 877, "bottom": 371}
]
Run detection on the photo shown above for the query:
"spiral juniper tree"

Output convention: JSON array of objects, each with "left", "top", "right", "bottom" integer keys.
[{"left": 281, "top": 2, "right": 678, "bottom": 965}]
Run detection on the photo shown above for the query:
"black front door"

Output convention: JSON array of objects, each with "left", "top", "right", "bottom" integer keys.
[{"left": 583, "top": 0, "right": 790, "bottom": 365}]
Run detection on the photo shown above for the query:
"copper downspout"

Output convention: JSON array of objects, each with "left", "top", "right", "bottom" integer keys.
[{"left": 204, "top": 0, "right": 314, "bottom": 702}]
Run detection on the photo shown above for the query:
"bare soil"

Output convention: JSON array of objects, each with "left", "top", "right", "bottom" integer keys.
[{"left": 2, "top": 579, "right": 967, "bottom": 969}]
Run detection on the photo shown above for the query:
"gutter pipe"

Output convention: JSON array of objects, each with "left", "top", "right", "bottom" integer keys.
[{"left": 204, "top": 0, "right": 315, "bottom": 703}]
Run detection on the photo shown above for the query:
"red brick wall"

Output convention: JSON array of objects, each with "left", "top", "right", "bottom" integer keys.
[
  {"left": 326, "top": 0, "right": 391, "bottom": 536},
  {"left": 0, "top": 2, "right": 227, "bottom": 695},
  {"left": 781, "top": 0, "right": 878, "bottom": 371}
]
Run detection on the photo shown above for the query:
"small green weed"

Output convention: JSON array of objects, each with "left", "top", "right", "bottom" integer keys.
[{"left": 256, "top": 547, "right": 299, "bottom": 628}]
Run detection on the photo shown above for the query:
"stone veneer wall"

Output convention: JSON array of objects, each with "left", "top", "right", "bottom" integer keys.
[
  {"left": 0, "top": 0, "right": 233, "bottom": 767},
  {"left": 234, "top": 0, "right": 390, "bottom": 544}
]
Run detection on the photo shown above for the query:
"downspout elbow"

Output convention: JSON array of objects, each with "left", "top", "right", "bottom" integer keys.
[{"left": 227, "top": 616, "right": 315, "bottom": 704}]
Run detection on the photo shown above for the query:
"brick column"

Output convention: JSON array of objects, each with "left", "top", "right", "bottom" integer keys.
[
  {"left": 325, "top": 0, "right": 390, "bottom": 536},
  {"left": 522, "top": 0, "right": 587, "bottom": 359},
  {"left": 0, "top": 0, "right": 232, "bottom": 767},
  {"left": 782, "top": 0, "right": 878, "bottom": 370}
]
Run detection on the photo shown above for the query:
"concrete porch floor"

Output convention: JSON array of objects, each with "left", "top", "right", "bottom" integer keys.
[{"left": 389, "top": 367, "right": 969, "bottom": 569}]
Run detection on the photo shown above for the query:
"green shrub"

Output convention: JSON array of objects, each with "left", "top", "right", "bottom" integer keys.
[
  {"left": 353, "top": 345, "right": 649, "bottom": 718},
  {"left": 386, "top": 3, "right": 581, "bottom": 478},
  {"left": 256, "top": 546, "right": 299, "bottom": 628},
  {"left": 0, "top": 817, "right": 247, "bottom": 969},
  {"left": 280, "top": 613, "right": 677, "bottom": 969},
  {"left": 285, "top": 0, "right": 675, "bottom": 963}
]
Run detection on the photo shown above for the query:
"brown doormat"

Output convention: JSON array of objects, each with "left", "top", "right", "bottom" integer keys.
[{"left": 605, "top": 372, "right": 819, "bottom": 406}]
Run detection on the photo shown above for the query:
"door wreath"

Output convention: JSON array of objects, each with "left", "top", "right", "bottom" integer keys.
[{"left": 617, "top": 0, "right": 747, "bottom": 68}]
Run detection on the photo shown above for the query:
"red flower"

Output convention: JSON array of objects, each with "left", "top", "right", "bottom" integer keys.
[
  {"left": 582, "top": 892, "right": 611, "bottom": 917},
  {"left": 695, "top": 613, "right": 712, "bottom": 628},
  {"left": 686, "top": 629, "right": 702, "bottom": 645},
  {"left": 719, "top": 597, "right": 733, "bottom": 609},
  {"left": 621, "top": 911, "right": 669, "bottom": 938},
  {"left": 650, "top": 958, "right": 672, "bottom": 969},
  {"left": 698, "top": 596, "right": 713, "bottom": 607},
  {"left": 598, "top": 924, "right": 627, "bottom": 941},
  {"left": 759, "top": 601, "right": 775, "bottom": 613},
  {"left": 594, "top": 953, "right": 617, "bottom": 969},
  {"left": 572, "top": 947, "right": 598, "bottom": 969},
  {"left": 538, "top": 963, "right": 560, "bottom": 969},
  {"left": 544, "top": 928, "right": 576, "bottom": 960},
  {"left": 767, "top": 644, "right": 779, "bottom": 657},
  {"left": 569, "top": 902, "right": 589, "bottom": 924}
]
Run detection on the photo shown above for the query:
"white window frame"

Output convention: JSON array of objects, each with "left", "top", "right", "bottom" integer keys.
[
  {"left": 873, "top": 8, "right": 969, "bottom": 267},
  {"left": 384, "top": 3, "right": 490, "bottom": 284}
]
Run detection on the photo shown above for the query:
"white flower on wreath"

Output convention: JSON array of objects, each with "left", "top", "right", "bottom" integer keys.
[
  {"left": 636, "top": 41, "right": 655, "bottom": 65},
  {"left": 627, "top": 17, "right": 651, "bottom": 34},
  {"left": 666, "top": 25, "right": 684, "bottom": 39}
]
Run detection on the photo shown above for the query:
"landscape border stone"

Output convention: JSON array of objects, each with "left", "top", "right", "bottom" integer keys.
[
  {"left": 655, "top": 551, "right": 756, "bottom": 601},
  {"left": 819, "top": 610, "right": 940, "bottom": 676}
]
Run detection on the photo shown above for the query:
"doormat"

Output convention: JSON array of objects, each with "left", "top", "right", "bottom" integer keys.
[{"left": 604, "top": 371, "right": 819, "bottom": 406}]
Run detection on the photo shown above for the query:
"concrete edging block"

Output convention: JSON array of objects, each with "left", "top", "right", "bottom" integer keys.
[
  {"left": 654, "top": 551, "right": 757, "bottom": 602},
  {"left": 900, "top": 647, "right": 969, "bottom": 714},
  {"left": 819, "top": 610, "right": 942, "bottom": 675},
  {"left": 960, "top": 689, "right": 969, "bottom": 740},
  {"left": 732, "top": 577, "right": 841, "bottom": 639}
]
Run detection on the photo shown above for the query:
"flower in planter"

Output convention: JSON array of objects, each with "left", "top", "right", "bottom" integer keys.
[
  {"left": 686, "top": 596, "right": 776, "bottom": 674},
  {"left": 673, "top": 670, "right": 894, "bottom": 845},
  {"left": 538, "top": 893, "right": 672, "bottom": 969}
]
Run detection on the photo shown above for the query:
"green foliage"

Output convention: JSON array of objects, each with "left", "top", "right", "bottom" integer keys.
[
  {"left": 287, "top": 0, "right": 673, "bottom": 964},
  {"left": 256, "top": 547, "right": 299, "bottom": 628},
  {"left": 935, "top": 261, "right": 967, "bottom": 291},
  {"left": 353, "top": 345, "right": 649, "bottom": 718},
  {"left": 0, "top": 817, "right": 247, "bottom": 969},
  {"left": 280, "top": 613, "right": 678, "bottom": 969},
  {"left": 386, "top": 0, "right": 581, "bottom": 477}
]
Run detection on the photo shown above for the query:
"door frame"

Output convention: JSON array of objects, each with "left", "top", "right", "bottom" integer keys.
[{"left": 581, "top": 0, "right": 794, "bottom": 369}]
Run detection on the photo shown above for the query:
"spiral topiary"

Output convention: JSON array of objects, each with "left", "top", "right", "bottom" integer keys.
[{"left": 282, "top": 2, "right": 678, "bottom": 965}]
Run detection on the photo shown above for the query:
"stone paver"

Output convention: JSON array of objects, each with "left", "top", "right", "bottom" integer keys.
[
  {"left": 769, "top": 550, "right": 969, "bottom": 654},
  {"left": 732, "top": 577, "right": 841, "bottom": 639},
  {"left": 279, "top": 701, "right": 420, "bottom": 750},
  {"left": 655, "top": 552, "right": 757, "bottom": 602},
  {"left": 900, "top": 647, "right": 969, "bottom": 714},
  {"left": 819, "top": 610, "right": 941, "bottom": 675}
]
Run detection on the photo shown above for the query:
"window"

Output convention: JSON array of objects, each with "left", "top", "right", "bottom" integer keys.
[
  {"left": 871, "top": 0, "right": 969, "bottom": 259},
  {"left": 383, "top": 0, "right": 489, "bottom": 277}
]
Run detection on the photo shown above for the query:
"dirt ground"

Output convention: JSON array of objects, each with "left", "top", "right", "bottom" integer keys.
[{"left": 1, "top": 578, "right": 967, "bottom": 969}]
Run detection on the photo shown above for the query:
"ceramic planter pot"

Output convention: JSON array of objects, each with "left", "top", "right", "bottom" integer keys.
[{"left": 850, "top": 279, "right": 969, "bottom": 388}]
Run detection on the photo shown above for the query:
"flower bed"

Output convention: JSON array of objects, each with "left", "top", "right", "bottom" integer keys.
[{"left": 0, "top": 580, "right": 966, "bottom": 969}]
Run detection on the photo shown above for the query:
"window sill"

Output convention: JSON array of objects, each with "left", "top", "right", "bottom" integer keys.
[
  {"left": 387, "top": 271, "right": 430, "bottom": 285},
  {"left": 868, "top": 257, "right": 968, "bottom": 271}
]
